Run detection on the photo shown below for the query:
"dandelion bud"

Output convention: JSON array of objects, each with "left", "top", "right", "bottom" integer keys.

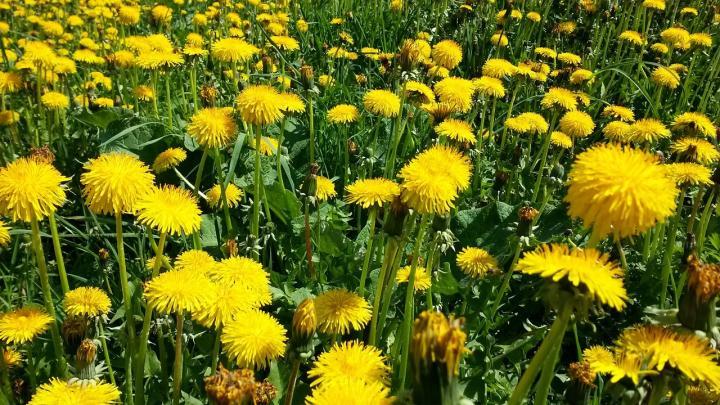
[
  {"left": 678, "top": 254, "right": 720, "bottom": 332},
  {"left": 493, "top": 169, "right": 509, "bottom": 193},
  {"left": 261, "top": 55, "right": 272, "bottom": 75},
  {"left": 383, "top": 196, "right": 409, "bottom": 237},
  {"left": 200, "top": 84, "right": 218, "bottom": 107},
  {"left": 62, "top": 316, "right": 88, "bottom": 354},
  {"left": 98, "top": 248, "right": 110, "bottom": 262},
  {"left": 299, "top": 64, "right": 314, "bottom": 90},
  {"left": 301, "top": 163, "right": 319, "bottom": 197},
  {"left": 291, "top": 298, "right": 316, "bottom": 341},
  {"left": 518, "top": 206, "right": 539, "bottom": 237},
  {"left": 347, "top": 139, "right": 358, "bottom": 156}
]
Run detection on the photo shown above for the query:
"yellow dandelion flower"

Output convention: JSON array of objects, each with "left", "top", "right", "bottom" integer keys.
[
  {"left": 63, "top": 287, "right": 111, "bottom": 318},
  {"left": 642, "top": 0, "right": 665, "bottom": 10},
  {"left": 404, "top": 81, "right": 436, "bottom": 104},
  {"left": 435, "top": 119, "right": 476, "bottom": 145},
  {"left": 292, "top": 298, "right": 317, "bottom": 338},
  {"left": 236, "top": 85, "right": 285, "bottom": 126},
  {"left": 3, "top": 349, "right": 21, "bottom": 368},
  {"left": 279, "top": 92, "right": 306, "bottom": 114},
  {"left": 559, "top": 110, "right": 595, "bottom": 138},
  {"left": 134, "top": 51, "right": 184, "bottom": 70},
  {"left": 565, "top": 144, "right": 678, "bottom": 239},
  {"left": 541, "top": 87, "right": 578, "bottom": 111},
  {"left": 144, "top": 270, "right": 216, "bottom": 315},
  {"left": 434, "top": 77, "right": 474, "bottom": 113},
  {"left": 308, "top": 341, "right": 390, "bottom": 386},
  {"left": 345, "top": 178, "right": 401, "bottom": 208},
  {"left": 222, "top": 309, "right": 287, "bottom": 369},
  {"left": 0, "top": 220, "right": 9, "bottom": 246},
  {"left": 151, "top": 5, "right": 173, "bottom": 24},
  {"left": 672, "top": 112, "right": 716, "bottom": 138},
  {"left": 457, "top": 247, "right": 499, "bottom": 278},
  {"left": 473, "top": 76, "right": 505, "bottom": 98},
  {"left": 398, "top": 145, "right": 472, "bottom": 215},
  {"left": 690, "top": 33, "right": 713, "bottom": 48},
  {"left": 28, "top": 379, "right": 120, "bottom": 405},
  {"left": 490, "top": 31, "right": 509, "bottom": 47},
  {"left": 482, "top": 58, "right": 517, "bottom": 79},
  {"left": 315, "top": 176, "right": 337, "bottom": 201},
  {"left": 363, "top": 89, "right": 401, "bottom": 118},
  {"left": 671, "top": 137, "right": 720, "bottom": 165},
  {"left": 136, "top": 186, "right": 202, "bottom": 235},
  {"left": 187, "top": 107, "right": 238, "bottom": 149},
  {"left": 505, "top": 112, "right": 549, "bottom": 135},
  {"left": 81, "top": 152, "right": 155, "bottom": 215},
  {"left": 206, "top": 183, "right": 243, "bottom": 209},
  {"left": 619, "top": 30, "right": 645, "bottom": 46},
  {"left": 133, "top": 85, "right": 155, "bottom": 101},
  {"left": 602, "top": 105, "right": 635, "bottom": 122},
  {"left": 603, "top": 121, "right": 633, "bottom": 142},
  {"left": 0, "top": 306, "right": 53, "bottom": 344},
  {"left": 570, "top": 69, "right": 594, "bottom": 85},
  {"left": 248, "top": 136, "right": 279, "bottom": 156},
  {"left": 153, "top": 148, "right": 187, "bottom": 173},
  {"left": 517, "top": 244, "right": 627, "bottom": 310},
  {"left": 207, "top": 256, "right": 271, "bottom": 305},
  {"left": 40, "top": 91, "right": 69, "bottom": 110},
  {"left": 550, "top": 131, "right": 573, "bottom": 149},
  {"left": 431, "top": 39, "right": 462, "bottom": 70},
  {"left": 627, "top": 118, "right": 671, "bottom": 143},
  {"left": 651, "top": 66, "right": 681, "bottom": 89},
  {"left": 211, "top": 38, "right": 259, "bottom": 63},
  {"left": 269, "top": 35, "right": 299, "bottom": 51},
  {"left": 0, "top": 157, "right": 68, "bottom": 222},
  {"left": 584, "top": 346, "right": 644, "bottom": 385},
  {"left": 651, "top": 43, "right": 669, "bottom": 54},
  {"left": 664, "top": 163, "right": 713, "bottom": 186},
  {"left": 328, "top": 104, "right": 360, "bottom": 124},
  {"left": 396, "top": 265, "right": 432, "bottom": 291},
  {"left": 661, "top": 27, "right": 690, "bottom": 45},
  {"left": 557, "top": 52, "right": 582, "bottom": 65},
  {"left": 315, "top": 289, "right": 372, "bottom": 335},
  {"left": 175, "top": 249, "right": 216, "bottom": 274}
]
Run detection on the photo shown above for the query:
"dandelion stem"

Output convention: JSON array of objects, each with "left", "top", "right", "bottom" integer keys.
[
  {"left": 48, "top": 213, "right": 69, "bottom": 294},
  {"left": 97, "top": 320, "right": 116, "bottom": 387},
  {"left": 171, "top": 311, "right": 184, "bottom": 405},
  {"left": 284, "top": 358, "right": 301, "bottom": 405},
  {"left": 369, "top": 236, "right": 400, "bottom": 347},
  {"left": 358, "top": 207, "right": 378, "bottom": 298}
]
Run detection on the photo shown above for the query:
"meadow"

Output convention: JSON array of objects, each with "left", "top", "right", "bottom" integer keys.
[{"left": 0, "top": 0, "right": 719, "bottom": 403}]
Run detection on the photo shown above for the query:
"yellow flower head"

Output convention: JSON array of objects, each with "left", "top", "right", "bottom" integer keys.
[
  {"left": 292, "top": 298, "right": 317, "bottom": 338},
  {"left": 481, "top": 58, "right": 517, "bottom": 78},
  {"left": 187, "top": 107, "right": 238, "bottom": 149},
  {"left": 222, "top": 309, "right": 287, "bottom": 369},
  {"left": 3, "top": 349, "right": 21, "bottom": 368},
  {"left": 236, "top": 85, "right": 285, "bottom": 126},
  {"left": 206, "top": 183, "right": 244, "bottom": 209},
  {"left": 64, "top": 286, "right": 111, "bottom": 318},
  {"left": 434, "top": 77, "right": 474, "bottom": 113},
  {"left": 642, "top": 0, "right": 665, "bottom": 10},
  {"left": 0, "top": 220, "right": 10, "bottom": 247},
  {"left": 363, "top": 89, "right": 401, "bottom": 118},
  {"left": 315, "top": 176, "right": 337, "bottom": 201},
  {"left": 192, "top": 283, "right": 265, "bottom": 329},
  {"left": 396, "top": 265, "right": 432, "bottom": 291},
  {"left": 661, "top": 27, "right": 690, "bottom": 45},
  {"left": 602, "top": 105, "right": 635, "bottom": 122},
  {"left": 81, "top": 152, "right": 155, "bottom": 215},
  {"left": 144, "top": 270, "right": 216, "bottom": 315},
  {"left": 505, "top": 112, "right": 549, "bottom": 135},
  {"left": 28, "top": 379, "right": 120, "bottom": 405},
  {"left": 41, "top": 91, "right": 69, "bottom": 110},
  {"left": 153, "top": 148, "right": 187, "bottom": 173},
  {"left": 308, "top": 341, "right": 390, "bottom": 386},
  {"left": 651, "top": 66, "right": 681, "bottom": 89},
  {"left": 627, "top": 118, "right": 671, "bottom": 143},
  {"left": 0, "top": 306, "right": 53, "bottom": 344},
  {"left": 248, "top": 136, "right": 279, "bottom": 156},
  {"left": 306, "top": 379, "right": 391, "bottom": 405},
  {"left": 664, "top": 163, "right": 713, "bottom": 186},
  {"left": 457, "top": 247, "right": 498, "bottom": 278},
  {"left": 565, "top": 144, "right": 678, "bottom": 239},
  {"left": 584, "top": 346, "right": 644, "bottom": 385},
  {"left": 619, "top": 30, "right": 645, "bottom": 46},
  {"left": 557, "top": 52, "right": 582, "bottom": 66},
  {"left": 473, "top": 76, "right": 505, "bottom": 98},
  {"left": 279, "top": 92, "right": 306, "bottom": 114},
  {"left": 315, "top": 289, "right": 372, "bottom": 335},
  {"left": 671, "top": 137, "right": 720, "bottom": 165},
  {"left": 211, "top": 38, "right": 259, "bottom": 63},
  {"left": 404, "top": 81, "right": 436, "bottom": 104},
  {"left": 174, "top": 249, "right": 216, "bottom": 274},
  {"left": 207, "top": 256, "right": 271, "bottom": 305},
  {"left": 559, "top": 110, "right": 595, "bottom": 138},
  {"left": 431, "top": 39, "right": 463, "bottom": 70},
  {"left": 398, "top": 145, "right": 472, "bottom": 215},
  {"left": 0, "top": 157, "right": 68, "bottom": 222},
  {"left": 672, "top": 112, "right": 716, "bottom": 138},
  {"left": 517, "top": 244, "right": 628, "bottom": 310},
  {"left": 270, "top": 35, "right": 299, "bottom": 51},
  {"left": 345, "top": 178, "right": 401, "bottom": 208},
  {"left": 328, "top": 104, "right": 360, "bottom": 124},
  {"left": 541, "top": 87, "right": 578, "bottom": 111},
  {"left": 435, "top": 119, "right": 476, "bottom": 145},
  {"left": 550, "top": 131, "right": 573, "bottom": 149},
  {"left": 690, "top": 33, "right": 713, "bottom": 48},
  {"left": 136, "top": 186, "right": 202, "bottom": 235}
]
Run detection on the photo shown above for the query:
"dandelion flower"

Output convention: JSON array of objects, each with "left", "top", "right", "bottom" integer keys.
[
  {"left": 482, "top": 58, "right": 517, "bottom": 78},
  {"left": 64, "top": 287, "right": 111, "bottom": 318},
  {"left": 211, "top": 38, "right": 259, "bottom": 63},
  {"left": 541, "top": 87, "right": 578, "bottom": 111},
  {"left": 602, "top": 105, "right": 635, "bottom": 122},
  {"left": 565, "top": 144, "right": 678, "bottom": 239},
  {"left": 207, "top": 257, "right": 271, "bottom": 305},
  {"left": 490, "top": 31, "right": 509, "bottom": 47},
  {"left": 134, "top": 51, "right": 184, "bottom": 70},
  {"left": 136, "top": 186, "right": 202, "bottom": 235},
  {"left": 534, "top": 47, "right": 557, "bottom": 59},
  {"left": 559, "top": 110, "right": 595, "bottom": 138},
  {"left": 570, "top": 69, "right": 594, "bottom": 85},
  {"left": 144, "top": 270, "right": 216, "bottom": 315},
  {"left": 222, "top": 309, "right": 287, "bottom": 369},
  {"left": 505, "top": 113, "right": 549, "bottom": 135},
  {"left": 316, "top": 176, "right": 337, "bottom": 201},
  {"left": 328, "top": 104, "right": 359, "bottom": 124},
  {"left": 431, "top": 40, "right": 463, "bottom": 70},
  {"left": 292, "top": 298, "right": 317, "bottom": 338},
  {"left": 627, "top": 118, "right": 671, "bottom": 143},
  {"left": 603, "top": 121, "right": 633, "bottom": 142},
  {"left": 3, "top": 349, "right": 21, "bottom": 368},
  {"left": 175, "top": 250, "right": 216, "bottom": 274},
  {"left": 650, "top": 43, "right": 669, "bottom": 54},
  {"left": 248, "top": 136, "right": 279, "bottom": 156},
  {"left": 642, "top": 0, "right": 665, "bottom": 10},
  {"left": 236, "top": 85, "right": 285, "bottom": 126},
  {"left": 473, "top": 76, "right": 505, "bottom": 98},
  {"left": 661, "top": 27, "right": 690, "bottom": 45},
  {"left": 584, "top": 346, "right": 643, "bottom": 385},
  {"left": 206, "top": 183, "right": 244, "bottom": 209},
  {"left": 434, "top": 77, "right": 474, "bottom": 113},
  {"left": 404, "top": 81, "right": 435, "bottom": 104},
  {"left": 315, "top": 289, "right": 372, "bottom": 335},
  {"left": 345, "top": 178, "right": 401, "bottom": 208},
  {"left": 81, "top": 153, "right": 155, "bottom": 215},
  {"left": 671, "top": 137, "right": 720, "bottom": 165},
  {"left": 396, "top": 265, "right": 432, "bottom": 291},
  {"left": 664, "top": 163, "right": 713, "bottom": 186},
  {"left": 40, "top": 91, "right": 69, "bottom": 110},
  {"left": 269, "top": 35, "right": 300, "bottom": 51},
  {"left": 435, "top": 119, "right": 476, "bottom": 144},
  {"left": 153, "top": 148, "right": 187, "bottom": 173},
  {"left": 557, "top": 52, "right": 582, "bottom": 65},
  {"left": 457, "top": 247, "right": 498, "bottom": 278},
  {"left": 363, "top": 89, "right": 401, "bottom": 118},
  {"left": 0, "top": 157, "right": 68, "bottom": 222},
  {"left": 690, "top": 33, "right": 713, "bottom": 48},
  {"left": 187, "top": 107, "right": 238, "bottom": 149},
  {"left": 398, "top": 145, "right": 472, "bottom": 215},
  {"left": 651, "top": 66, "right": 680, "bottom": 89},
  {"left": 517, "top": 244, "right": 627, "bottom": 310},
  {"left": 306, "top": 379, "right": 391, "bottom": 405},
  {"left": 192, "top": 283, "right": 266, "bottom": 328},
  {"left": 0, "top": 307, "right": 53, "bottom": 344},
  {"left": 672, "top": 112, "right": 716, "bottom": 138},
  {"left": 550, "top": 131, "right": 573, "bottom": 149},
  {"left": 308, "top": 341, "right": 390, "bottom": 386},
  {"left": 619, "top": 31, "right": 645, "bottom": 46},
  {"left": 134, "top": 85, "right": 155, "bottom": 101},
  {"left": 28, "top": 379, "right": 121, "bottom": 405}
]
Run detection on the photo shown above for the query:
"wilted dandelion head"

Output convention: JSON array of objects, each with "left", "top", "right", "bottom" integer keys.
[
  {"left": 565, "top": 143, "right": 678, "bottom": 239},
  {"left": 64, "top": 287, "right": 111, "bottom": 318},
  {"left": 308, "top": 341, "right": 390, "bottom": 386},
  {"left": 0, "top": 157, "right": 68, "bottom": 222},
  {"left": 81, "top": 152, "right": 155, "bottom": 215},
  {"left": 136, "top": 186, "right": 202, "bottom": 235},
  {"left": 315, "top": 289, "right": 371, "bottom": 335},
  {"left": 345, "top": 178, "right": 401, "bottom": 209},
  {"left": 187, "top": 107, "right": 238, "bottom": 149},
  {"left": 398, "top": 145, "right": 472, "bottom": 215},
  {"left": 0, "top": 306, "right": 53, "bottom": 345},
  {"left": 222, "top": 309, "right": 287, "bottom": 369}
]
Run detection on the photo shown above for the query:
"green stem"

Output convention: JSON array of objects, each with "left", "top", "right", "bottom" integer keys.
[
  {"left": 47, "top": 213, "right": 69, "bottom": 294},
  {"left": 29, "top": 219, "right": 68, "bottom": 378},
  {"left": 115, "top": 212, "right": 136, "bottom": 403},
  {"left": 358, "top": 208, "right": 378, "bottom": 298},
  {"left": 164, "top": 72, "right": 172, "bottom": 128},
  {"left": 210, "top": 327, "right": 221, "bottom": 373},
  {"left": 508, "top": 302, "right": 573, "bottom": 405},
  {"left": 647, "top": 376, "right": 668, "bottom": 405},
  {"left": 284, "top": 358, "right": 301, "bottom": 405},
  {"left": 308, "top": 94, "right": 315, "bottom": 164},
  {"left": 193, "top": 149, "right": 209, "bottom": 200},
  {"left": 488, "top": 244, "right": 522, "bottom": 326},
  {"left": 171, "top": 312, "right": 184, "bottom": 405},
  {"left": 399, "top": 215, "right": 431, "bottom": 389},
  {"left": 98, "top": 320, "right": 116, "bottom": 386},
  {"left": 252, "top": 125, "right": 262, "bottom": 260},
  {"left": 368, "top": 237, "right": 399, "bottom": 346},
  {"left": 659, "top": 187, "right": 686, "bottom": 308}
]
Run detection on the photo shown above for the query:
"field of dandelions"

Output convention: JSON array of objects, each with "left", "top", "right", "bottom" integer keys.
[{"left": 2, "top": 0, "right": 720, "bottom": 404}]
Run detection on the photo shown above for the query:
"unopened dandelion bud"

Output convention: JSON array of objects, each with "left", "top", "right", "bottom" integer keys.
[
  {"left": 76, "top": 339, "right": 97, "bottom": 377},
  {"left": 291, "top": 298, "right": 316, "bottom": 342},
  {"left": 518, "top": 206, "right": 539, "bottom": 237},
  {"left": 383, "top": 196, "right": 409, "bottom": 237},
  {"left": 299, "top": 64, "right": 314, "bottom": 90}
]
